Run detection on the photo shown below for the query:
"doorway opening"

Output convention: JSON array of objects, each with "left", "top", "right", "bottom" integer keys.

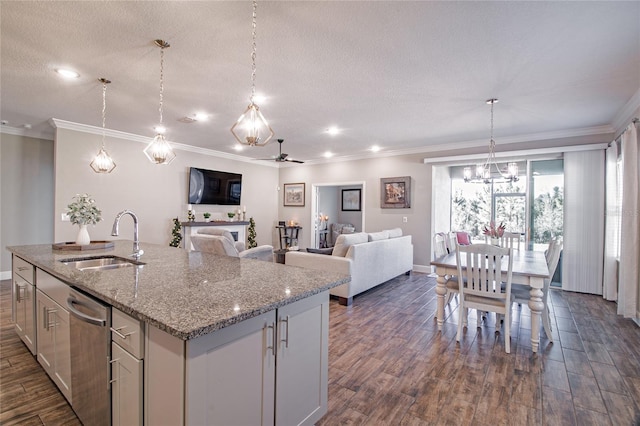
[{"left": 310, "top": 182, "right": 366, "bottom": 249}]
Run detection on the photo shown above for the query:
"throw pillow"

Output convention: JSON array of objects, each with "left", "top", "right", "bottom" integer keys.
[
  {"left": 368, "top": 230, "right": 389, "bottom": 242},
  {"left": 332, "top": 232, "right": 368, "bottom": 257},
  {"left": 456, "top": 231, "right": 471, "bottom": 245},
  {"left": 306, "top": 247, "right": 333, "bottom": 255},
  {"left": 387, "top": 228, "right": 403, "bottom": 238}
]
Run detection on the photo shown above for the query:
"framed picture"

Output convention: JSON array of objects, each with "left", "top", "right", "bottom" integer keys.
[
  {"left": 342, "top": 189, "right": 361, "bottom": 211},
  {"left": 380, "top": 176, "right": 411, "bottom": 208},
  {"left": 283, "top": 183, "right": 305, "bottom": 206}
]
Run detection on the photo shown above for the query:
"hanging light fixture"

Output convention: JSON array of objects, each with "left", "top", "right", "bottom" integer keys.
[
  {"left": 463, "top": 98, "right": 519, "bottom": 184},
  {"left": 144, "top": 39, "right": 176, "bottom": 164},
  {"left": 90, "top": 78, "right": 116, "bottom": 173},
  {"left": 230, "top": 0, "right": 274, "bottom": 147}
]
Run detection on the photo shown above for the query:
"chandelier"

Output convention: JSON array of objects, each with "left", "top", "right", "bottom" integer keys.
[
  {"left": 464, "top": 99, "right": 518, "bottom": 184},
  {"left": 230, "top": 0, "right": 274, "bottom": 147},
  {"left": 90, "top": 78, "right": 116, "bottom": 173},
  {"left": 144, "top": 39, "right": 176, "bottom": 164}
]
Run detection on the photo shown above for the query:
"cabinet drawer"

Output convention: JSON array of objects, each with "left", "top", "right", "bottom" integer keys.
[
  {"left": 111, "top": 308, "right": 144, "bottom": 359},
  {"left": 13, "top": 256, "right": 34, "bottom": 284}
]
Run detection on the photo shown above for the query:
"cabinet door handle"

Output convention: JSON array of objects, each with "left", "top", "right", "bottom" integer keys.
[
  {"left": 43, "top": 306, "right": 48, "bottom": 330},
  {"left": 280, "top": 315, "right": 290, "bottom": 348},
  {"left": 110, "top": 327, "right": 134, "bottom": 340},
  {"left": 15, "top": 282, "right": 25, "bottom": 303},
  {"left": 266, "top": 323, "right": 276, "bottom": 356},
  {"left": 109, "top": 358, "right": 120, "bottom": 384}
]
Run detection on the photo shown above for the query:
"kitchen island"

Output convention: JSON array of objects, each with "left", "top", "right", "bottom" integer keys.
[{"left": 8, "top": 241, "right": 349, "bottom": 426}]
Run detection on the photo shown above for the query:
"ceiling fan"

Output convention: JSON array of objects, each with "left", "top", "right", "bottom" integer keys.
[{"left": 255, "top": 139, "right": 304, "bottom": 163}]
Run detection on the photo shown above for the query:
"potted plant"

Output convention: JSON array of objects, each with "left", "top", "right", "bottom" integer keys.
[
  {"left": 227, "top": 212, "right": 236, "bottom": 222},
  {"left": 203, "top": 212, "right": 211, "bottom": 222},
  {"left": 66, "top": 193, "right": 102, "bottom": 245}
]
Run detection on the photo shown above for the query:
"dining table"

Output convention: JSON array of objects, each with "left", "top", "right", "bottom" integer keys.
[{"left": 431, "top": 249, "right": 550, "bottom": 353}]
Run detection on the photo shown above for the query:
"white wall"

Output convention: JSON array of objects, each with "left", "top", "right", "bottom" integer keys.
[
  {"left": 53, "top": 128, "right": 280, "bottom": 248},
  {"left": 1, "top": 133, "right": 54, "bottom": 275},
  {"left": 278, "top": 156, "right": 431, "bottom": 268}
]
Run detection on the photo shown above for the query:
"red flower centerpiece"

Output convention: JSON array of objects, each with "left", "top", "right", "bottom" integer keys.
[{"left": 483, "top": 221, "right": 506, "bottom": 241}]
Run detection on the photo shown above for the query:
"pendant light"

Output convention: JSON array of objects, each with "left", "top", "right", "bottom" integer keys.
[
  {"left": 90, "top": 78, "right": 116, "bottom": 173},
  {"left": 144, "top": 39, "right": 176, "bottom": 164},
  {"left": 463, "top": 99, "right": 519, "bottom": 184},
  {"left": 230, "top": 0, "right": 274, "bottom": 147}
]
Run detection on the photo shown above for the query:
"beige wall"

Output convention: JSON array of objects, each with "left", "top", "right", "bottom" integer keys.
[
  {"left": 278, "top": 155, "right": 432, "bottom": 269},
  {"left": 53, "top": 128, "right": 280, "bottom": 249},
  {"left": 1, "top": 133, "right": 55, "bottom": 274}
]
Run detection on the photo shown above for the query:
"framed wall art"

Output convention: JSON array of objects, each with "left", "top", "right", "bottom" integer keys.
[
  {"left": 380, "top": 176, "right": 411, "bottom": 208},
  {"left": 283, "top": 183, "right": 305, "bottom": 206},
  {"left": 341, "top": 189, "right": 361, "bottom": 211}
]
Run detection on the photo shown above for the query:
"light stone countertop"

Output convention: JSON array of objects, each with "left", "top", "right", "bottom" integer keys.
[{"left": 7, "top": 241, "right": 349, "bottom": 340}]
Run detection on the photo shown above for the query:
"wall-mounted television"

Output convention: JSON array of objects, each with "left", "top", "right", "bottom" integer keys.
[{"left": 188, "top": 167, "right": 242, "bottom": 205}]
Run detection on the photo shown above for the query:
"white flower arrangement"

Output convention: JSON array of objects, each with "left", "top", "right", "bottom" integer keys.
[{"left": 66, "top": 193, "right": 102, "bottom": 225}]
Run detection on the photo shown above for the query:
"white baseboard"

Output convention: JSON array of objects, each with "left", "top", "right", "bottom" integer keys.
[
  {"left": 412, "top": 264, "right": 432, "bottom": 274},
  {"left": 0, "top": 271, "right": 12, "bottom": 281}
]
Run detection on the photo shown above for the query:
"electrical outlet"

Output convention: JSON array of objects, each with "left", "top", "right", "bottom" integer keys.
[
  {"left": 402, "top": 217, "right": 408, "bottom": 223},
  {"left": 61, "top": 213, "right": 70, "bottom": 221}
]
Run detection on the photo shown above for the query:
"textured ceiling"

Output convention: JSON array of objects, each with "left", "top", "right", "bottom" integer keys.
[{"left": 1, "top": 1, "right": 639, "bottom": 163}]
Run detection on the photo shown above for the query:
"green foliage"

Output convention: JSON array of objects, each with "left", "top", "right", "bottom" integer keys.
[
  {"left": 247, "top": 217, "right": 257, "bottom": 249},
  {"left": 66, "top": 193, "right": 102, "bottom": 225},
  {"left": 169, "top": 217, "right": 182, "bottom": 247}
]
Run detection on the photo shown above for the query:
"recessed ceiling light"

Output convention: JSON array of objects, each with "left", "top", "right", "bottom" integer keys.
[
  {"left": 326, "top": 126, "right": 340, "bottom": 136},
  {"left": 55, "top": 68, "right": 80, "bottom": 79},
  {"left": 154, "top": 126, "right": 166, "bottom": 134},
  {"left": 323, "top": 151, "right": 334, "bottom": 158},
  {"left": 194, "top": 112, "right": 209, "bottom": 121},
  {"left": 233, "top": 145, "right": 244, "bottom": 151},
  {"left": 371, "top": 145, "right": 381, "bottom": 152}
]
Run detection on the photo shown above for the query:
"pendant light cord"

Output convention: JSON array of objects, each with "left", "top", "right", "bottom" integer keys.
[
  {"left": 159, "top": 46, "right": 165, "bottom": 126},
  {"left": 250, "top": 0, "right": 257, "bottom": 104},
  {"left": 101, "top": 81, "right": 107, "bottom": 148}
]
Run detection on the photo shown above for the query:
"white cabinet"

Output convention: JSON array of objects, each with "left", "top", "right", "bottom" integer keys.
[
  {"left": 112, "top": 342, "right": 143, "bottom": 426},
  {"left": 111, "top": 308, "right": 144, "bottom": 426},
  {"left": 36, "top": 271, "right": 72, "bottom": 404},
  {"left": 147, "top": 291, "right": 329, "bottom": 426},
  {"left": 12, "top": 255, "right": 36, "bottom": 355}
]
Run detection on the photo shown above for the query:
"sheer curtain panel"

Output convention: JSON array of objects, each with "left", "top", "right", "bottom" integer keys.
[
  {"left": 603, "top": 142, "right": 620, "bottom": 301},
  {"left": 618, "top": 122, "right": 640, "bottom": 318},
  {"left": 563, "top": 150, "right": 605, "bottom": 294}
]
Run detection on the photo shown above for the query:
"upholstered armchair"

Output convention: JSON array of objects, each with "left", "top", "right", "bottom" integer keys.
[
  {"left": 191, "top": 228, "right": 274, "bottom": 262},
  {"left": 329, "top": 223, "right": 355, "bottom": 246}
]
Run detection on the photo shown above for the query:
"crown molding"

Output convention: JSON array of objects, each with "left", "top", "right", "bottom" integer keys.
[
  {"left": 49, "top": 118, "right": 279, "bottom": 168},
  {"left": 612, "top": 87, "right": 640, "bottom": 133},
  {"left": 0, "top": 124, "right": 53, "bottom": 140}
]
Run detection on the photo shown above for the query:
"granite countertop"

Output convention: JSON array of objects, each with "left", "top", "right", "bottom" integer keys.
[{"left": 7, "top": 241, "right": 349, "bottom": 340}]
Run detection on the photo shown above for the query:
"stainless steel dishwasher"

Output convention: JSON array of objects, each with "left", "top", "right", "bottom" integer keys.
[{"left": 66, "top": 287, "right": 111, "bottom": 426}]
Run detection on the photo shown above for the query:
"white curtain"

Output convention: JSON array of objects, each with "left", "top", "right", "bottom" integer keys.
[
  {"left": 618, "top": 122, "right": 640, "bottom": 318},
  {"left": 603, "top": 142, "right": 620, "bottom": 301},
  {"left": 563, "top": 150, "right": 605, "bottom": 294}
]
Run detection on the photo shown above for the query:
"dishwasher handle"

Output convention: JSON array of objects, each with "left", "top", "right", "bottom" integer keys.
[{"left": 67, "top": 296, "right": 107, "bottom": 326}]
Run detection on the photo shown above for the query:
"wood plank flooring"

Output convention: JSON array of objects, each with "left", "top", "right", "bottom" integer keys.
[{"left": 2, "top": 274, "right": 640, "bottom": 425}]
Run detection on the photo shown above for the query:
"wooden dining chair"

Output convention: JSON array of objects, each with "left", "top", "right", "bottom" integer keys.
[
  {"left": 446, "top": 232, "right": 458, "bottom": 253},
  {"left": 485, "top": 231, "right": 521, "bottom": 250},
  {"left": 456, "top": 243, "right": 514, "bottom": 353},
  {"left": 512, "top": 236, "right": 562, "bottom": 342}
]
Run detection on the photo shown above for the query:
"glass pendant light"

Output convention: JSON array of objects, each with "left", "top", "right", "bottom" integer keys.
[
  {"left": 463, "top": 98, "right": 519, "bottom": 183},
  {"left": 144, "top": 39, "right": 176, "bottom": 164},
  {"left": 90, "top": 78, "right": 116, "bottom": 173},
  {"left": 230, "top": 0, "right": 274, "bottom": 147}
]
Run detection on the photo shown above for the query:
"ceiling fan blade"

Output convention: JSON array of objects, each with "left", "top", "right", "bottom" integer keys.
[{"left": 284, "top": 158, "right": 305, "bottom": 163}]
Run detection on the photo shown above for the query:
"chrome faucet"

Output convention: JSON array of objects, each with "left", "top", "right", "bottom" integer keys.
[{"left": 111, "top": 210, "right": 144, "bottom": 259}]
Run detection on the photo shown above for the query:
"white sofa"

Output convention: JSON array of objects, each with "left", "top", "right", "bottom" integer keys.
[{"left": 285, "top": 228, "right": 413, "bottom": 305}]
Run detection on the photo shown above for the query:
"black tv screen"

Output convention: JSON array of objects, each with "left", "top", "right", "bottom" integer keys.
[{"left": 188, "top": 167, "right": 242, "bottom": 205}]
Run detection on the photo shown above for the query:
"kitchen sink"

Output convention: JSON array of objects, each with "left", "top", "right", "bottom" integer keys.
[{"left": 60, "top": 255, "right": 145, "bottom": 271}]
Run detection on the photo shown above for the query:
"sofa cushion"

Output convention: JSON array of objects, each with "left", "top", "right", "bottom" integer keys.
[
  {"left": 368, "top": 230, "right": 389, "bottom": 242},
  {"left": 387, "top": 228, "right": 403, "bottom": 238},
  {"left": 332, "top": 232, "right": 369, "bottom": 257}
]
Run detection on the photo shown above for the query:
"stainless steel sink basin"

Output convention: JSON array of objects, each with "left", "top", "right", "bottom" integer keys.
[{"left": 60, "top": 255, "right": 144, "bottom": 271}]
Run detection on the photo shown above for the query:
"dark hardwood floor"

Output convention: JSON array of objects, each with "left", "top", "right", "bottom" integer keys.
[{"left": 2, "top": 274, "right": 640, "bottom": 425}]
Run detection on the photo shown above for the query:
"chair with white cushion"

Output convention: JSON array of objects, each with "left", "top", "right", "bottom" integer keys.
[
  {"left": 511, "top": 236, "right": 562, "bottom": 342},
  {"left": 456, "top": 243, "right": 514, "bottom": 353},
  {"left": 191, "top": 231, "right": 274, "bottom": 262}
]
